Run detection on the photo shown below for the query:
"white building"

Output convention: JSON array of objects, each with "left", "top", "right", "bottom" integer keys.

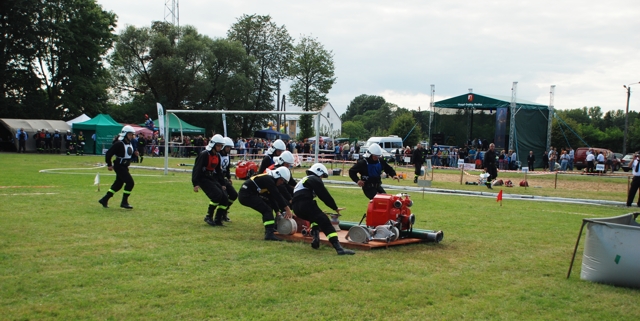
[{"left": 281, "top": 102, "right": 342, "bottom": 139}]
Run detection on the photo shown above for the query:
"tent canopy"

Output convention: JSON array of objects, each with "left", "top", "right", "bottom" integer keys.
[
  {"left": 254, "top": 128, "right": 290, "bottom": 141},
  {"left": 73, "top": 114, "right": 123, "bottom": 154},
  {"left": 432, "top": 93, "right": 550, "bottom": 168},
  {"left": 123, "top": 123, "right": 154, "bottom": 137},
  {"left": 0, "top": 118, "right": 72, "bottom": 152},
  {"left": 434, "top": 93, "right": 548, "bottom": 110},
  {"left": 66, "top": 114, "right": 91, "bottom": 126},
  {"left": 150, "top": 113, "right": 205, "bottom": 135}
]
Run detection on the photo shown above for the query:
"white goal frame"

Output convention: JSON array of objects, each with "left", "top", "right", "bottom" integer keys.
[{"left": 162, "top": 109, "right": 322, "bottom": 175}]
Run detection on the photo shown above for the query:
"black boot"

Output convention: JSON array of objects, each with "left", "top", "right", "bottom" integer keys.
[
  {"left": 204, "top": 215, "right": 216, "bottom": 226},
  {"left": 413, "top": 175, "right": 418, "bottom": 183},
  {"left": 264, "top": 225, "right": 282, "bottom": 241},
  {"left": 214, "top": 209, "right": 225, "bottom": 226},
  {"left": 311, "top": 225, "right": 320, "bottom": 249},
  {"left": 330, "top": 237, "right": 355, "bottom": 255},
  {"left": 98, "top": 193, "right": 112, "bottom": 208},
  {"left": 120, "top": 193, "right": 133, "bottom": 209}
]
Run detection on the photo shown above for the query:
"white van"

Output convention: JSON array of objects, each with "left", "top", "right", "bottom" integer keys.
[{"left": 366, "top": 135, "right": 404, "bottom": 153}]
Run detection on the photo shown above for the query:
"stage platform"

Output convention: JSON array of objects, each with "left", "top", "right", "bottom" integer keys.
[{"left": 276, "top": 229, "right": 429, "bottom": 251}]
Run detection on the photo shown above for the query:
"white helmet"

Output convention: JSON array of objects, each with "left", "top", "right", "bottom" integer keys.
[
  {"left": 367, "top": 143, "right": 383, "bottom": 157},
  {"left": 206, "top": 134, "right": 225, "bottom": 151},
  {"left": 119, "top": 125, "right": 136, "bottom": 140},
  {"left": 307, "top": 163, "right": 329, "bottom": 178},
  {"left": 276, "top": 151, "right": 294, "bottom": 166},
  {"left": 269, "top": 166, "right": 291, "bottom": 182},
  {"left": 223, "top": 137, "right": 234, "bottom": 148},
  {"left": 272, "top": 139, "right": 286, "bottom": 151}
]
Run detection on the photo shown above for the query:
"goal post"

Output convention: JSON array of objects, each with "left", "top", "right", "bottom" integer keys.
[{"left": 162, "top": 109, "right": 321, "bottom": 175}]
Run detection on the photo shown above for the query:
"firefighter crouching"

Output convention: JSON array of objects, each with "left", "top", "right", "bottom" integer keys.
[
  {"left": 292, "top": 163, "right": 355, "bottom": 255},
  {"left": 192, "top": 134, "right": 229, "bottom": 227},
  {"left": 238, "top": 167, "right": 293, "bottom": 241}
]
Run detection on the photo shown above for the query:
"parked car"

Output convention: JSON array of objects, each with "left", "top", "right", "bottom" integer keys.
[
  {"left": 611, "top": 153, "right": 623, "bottom": 172},
  {"left": 574, "top": 147, "right": 614, "bottom": 171},
  {"left": 621, "top": 154, "right": 635, "bottom": 172}
]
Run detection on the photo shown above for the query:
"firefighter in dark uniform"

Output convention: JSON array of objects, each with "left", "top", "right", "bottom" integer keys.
[
  {"left": 65, "top": 130, "right": 73, "bottom": 155},
  {"left": 238, "top": 167, "right": 293, "bottom": 241},
  {"left": 219, "top": 137, "right": 238, "bottom": 222},
  {"left": 52, "top": 130, "right": 62, "bottom": 154},
  {"left": 258, "top": 139, "right": 286, "bottom": 173},
  {"left": 412, "top": 143, "right": 425, "bottom": 183},
  {"left": 98, "top": 126, "right": 137, "bottom": 209},
  {"left": 349, "top": 143, "right": 399, "bottom": 199},
  {"left": 137, "top": 134, "right": 145, "bottom": 163},
  {"left": 292, "top": 163, "right": 355, "bottom": 255},
  {"left": 265, "top": 150, "right": 296, "bottom": 197},
  {"left": 76, "top": 131, "right": 86, "bottom": 155},
  {"left": 192, "top": 134, "right": 229, "bottom": 226},
  {"left": 44, "top": 129, "right": 52, "bottom": 153},
  {"left": 36, "top": 129, "right": 45, "bottom": 153},
  {"left": 483, "top": 143, "right": 498, "bottom": 189}
]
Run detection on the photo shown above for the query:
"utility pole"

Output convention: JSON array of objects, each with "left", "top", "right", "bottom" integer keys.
[
  {"left": 165, "top": 0, "right": 179, "bottom": 27},
  {"left": 547, "top": 85, "right": 555, "bottom": 152},
  {"left": 623, "top": 82, "right": 640, "bottom": 154}
]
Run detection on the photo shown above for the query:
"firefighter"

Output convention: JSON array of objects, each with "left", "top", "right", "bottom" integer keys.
[
  {"left": 36, "top": 129, "right": 45, "bottom": 153},
  {"left": 292, "top": 163, "right": 355, "bottom": 255},
  {"left": 52, "top": 130, "right": 62, "bottom": 154},
  {"left": 192, "top": 134, "right": 229, "bottom": 226},
  {"left": 44, "top": 129, "right": 52, "bottom": 153},
  {"left": 98, "top": 126, "right": 138, "bottom": 209},
  {"left": 257, "top": 139, "right": 287, "bottom": 173},
  {"left": 76, "top": 131, "right": 86, "bottom": 155},
  {"left": 65, "top": 130, "right": 73, "bottom": 155},
  {"left": 238, "top": 167, "right": 293, "bottom": 241},
  {"left": 349, "top": 143, "right": 399, "bottom": 199},
  {"left": 265, "top": 150, "right": 296, "bottom": 194},
  {"left": 137, "top": 134, "right": 145, "bottom": 163},
  {"left": 219, "top": 137, "right": 238, "bottom": 222},
  {"left": 412, "top": 143, "right": 426, "bottom": 183}
]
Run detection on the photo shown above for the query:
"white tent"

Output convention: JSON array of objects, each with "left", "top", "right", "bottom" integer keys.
[
  {"left": 66, "top": 113, "right": 91, "bottom": 126},
  {"left": 0, "top": 118, "right": 71, "bottom": 152}
]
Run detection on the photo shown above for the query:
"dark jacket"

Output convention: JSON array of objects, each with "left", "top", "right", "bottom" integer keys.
[
  {"left": 241, "top": 173, "right": 289, "bottom": 212},
  {"left": 192, "top": 150, "right": 225, "bottom": 187},
  {"left": 349, "top": 156, "right": 397, "bottom": 184},
  {"left": 292, "top": 175, "right": 338, "bottom": 212}
]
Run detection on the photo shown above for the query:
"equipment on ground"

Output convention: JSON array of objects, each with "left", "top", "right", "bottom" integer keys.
[
  {"left": 345, "top": 193, "right": 443, "bottom": 244},
  {"left": 235, "top": 160, "right": 258, "bottom": 179}
]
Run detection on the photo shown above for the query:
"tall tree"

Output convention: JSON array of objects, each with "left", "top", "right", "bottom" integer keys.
[
  {"left": 0, "top": 0, "right": 116, "bottom": 119},
  {"left": 341, "top": 94, "right": 387, "bottom": 122},
  {"left": 388, "top": 113, "right": 421, "bottom": 147},
  {"left": 288, "top": 35, "right": 336, "bottom": 139},
  {"left": 227, "top": 14, "right": 293, "bottom": 137}
]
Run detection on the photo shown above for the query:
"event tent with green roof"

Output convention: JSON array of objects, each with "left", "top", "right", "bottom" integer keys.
[
  {"left": 72, "top": 114, "right": 122, "bottom": 154},
  {"left": 150, "top": 113, "right": 205, "bottom": 135},
  {"left": 433, "top": 93, "right": 550, "bottom": 168}
]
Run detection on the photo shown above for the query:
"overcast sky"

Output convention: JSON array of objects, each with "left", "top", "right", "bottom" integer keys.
[{"left": 97, "top": 0, "right": 640, "bottom": 116}]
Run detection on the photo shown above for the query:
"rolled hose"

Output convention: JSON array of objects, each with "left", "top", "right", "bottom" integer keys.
[{"left": 339, "top": 221, "right": 443, "bottom": 243}]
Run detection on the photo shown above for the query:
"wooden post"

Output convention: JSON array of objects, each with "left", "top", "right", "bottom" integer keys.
[
  {"left": 524, "top": 171, "right": 527, "bottom": 191},
  {"left": 554, "top": 172, "right": 558, "bottom": 189},
  {"left": 459, "top": 165, "right": 464, "bottom": 185}
]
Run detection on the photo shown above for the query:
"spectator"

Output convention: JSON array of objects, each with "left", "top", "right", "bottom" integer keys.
[
  {"left": 527, "top": 150, "right": 535, "bottom": 171},
  {"left": 15, "top": 128, "right": 27, "bottom": 153}
]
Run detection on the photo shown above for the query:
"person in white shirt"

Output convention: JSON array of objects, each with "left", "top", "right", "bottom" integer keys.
[
  {"left": 626, "top": 153, "right": 640, "bottom": 207},
  {"left": 585, "top": 150, "right": 595, "bottom": 173}
]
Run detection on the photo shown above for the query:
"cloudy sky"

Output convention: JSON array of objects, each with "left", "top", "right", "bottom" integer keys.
[{"left": 97, "top": 0, "right": 640, "bottom": 116}]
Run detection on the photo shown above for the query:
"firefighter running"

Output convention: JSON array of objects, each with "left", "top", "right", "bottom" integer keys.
[
  {"left": 292, "top": 163, "right": 355, "bottom": 255},
  {"left": 238, "top": 167, "right": 294, "bottom": 241},
  {"left": 192, "top": 134, "right": 229, "bottom": 227},
  {"left": 98, "top": 126, "right": 138, "bottom": 209},
  {"left": 349, "top": 143, "right": 399, "bottom": 199}
]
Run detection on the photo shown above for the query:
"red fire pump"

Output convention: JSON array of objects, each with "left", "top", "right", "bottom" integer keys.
[
  {"left": 235, "top": 160, "right": 258, "bottom": 179},
  {"left": 345, "top": 193, "right": 443, "bottom": 244}
]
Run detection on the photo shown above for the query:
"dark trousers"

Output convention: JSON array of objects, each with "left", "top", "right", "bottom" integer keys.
[
  {"left": 110, "top": 164, "right": 135, "bottom": 193},
  {"left": 238, "top": 187, "right": 275, "bottom": 225},
  {"left": 486, "top": 166, "right": 498, "bottom": 181},
  {"left": 528, "top": 161, "right": 534, "bottom": 171},
  {"left": 200, "top": 179, "right": 228, "bottom": 209},
  {"left": 362, "top": 182, "right": 386, "bottom": 200},
  {"left": 18, "top": 140, "right": 26, "bottom": 153},
  {"left": 224, "top": 180, "right": 238, "bottom": 203},
  {"left": 627, "top": 176, "right": 640, "bottom": 206},
  {"left": 292, "top": 199, "right": 336, "bottom": 237}
]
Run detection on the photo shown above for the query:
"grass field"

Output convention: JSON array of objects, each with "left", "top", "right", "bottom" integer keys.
[{"left": 1, "top": 153, "right": 638, "bottom": 320}]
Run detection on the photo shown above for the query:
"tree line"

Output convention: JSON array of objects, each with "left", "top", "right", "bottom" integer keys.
[{"left": 1, "top": 1, "right": 335, "bottom": 139}]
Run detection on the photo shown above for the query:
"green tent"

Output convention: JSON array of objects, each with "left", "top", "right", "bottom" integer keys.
[
  {"left": 72, "top": 114, "right": 122, "bottom": 154},
  {"left": 433, "top": 93, "right": 550, "bottom": 169},
  {"left": 151, "top": 113, "right": 205, "bottom": 135}
]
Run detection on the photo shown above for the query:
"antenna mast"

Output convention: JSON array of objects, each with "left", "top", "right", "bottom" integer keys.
[
  {"left": 508, "top": 81, "right": 518, "bottom": 151},
  {"left": 164, "top": 0, "right": 179, "bottom": 27},
  {"left": 547, "top": 85, "right": 555, "bottom": 151}
]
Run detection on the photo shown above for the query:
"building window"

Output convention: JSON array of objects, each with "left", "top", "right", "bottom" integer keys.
[{"left": 327, "top": 112, "right": 330, "bottom": 119}]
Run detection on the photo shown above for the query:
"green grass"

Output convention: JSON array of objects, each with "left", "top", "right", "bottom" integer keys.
[{"left": 1, "top": 153, "right": 638, "bottom": 320}]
